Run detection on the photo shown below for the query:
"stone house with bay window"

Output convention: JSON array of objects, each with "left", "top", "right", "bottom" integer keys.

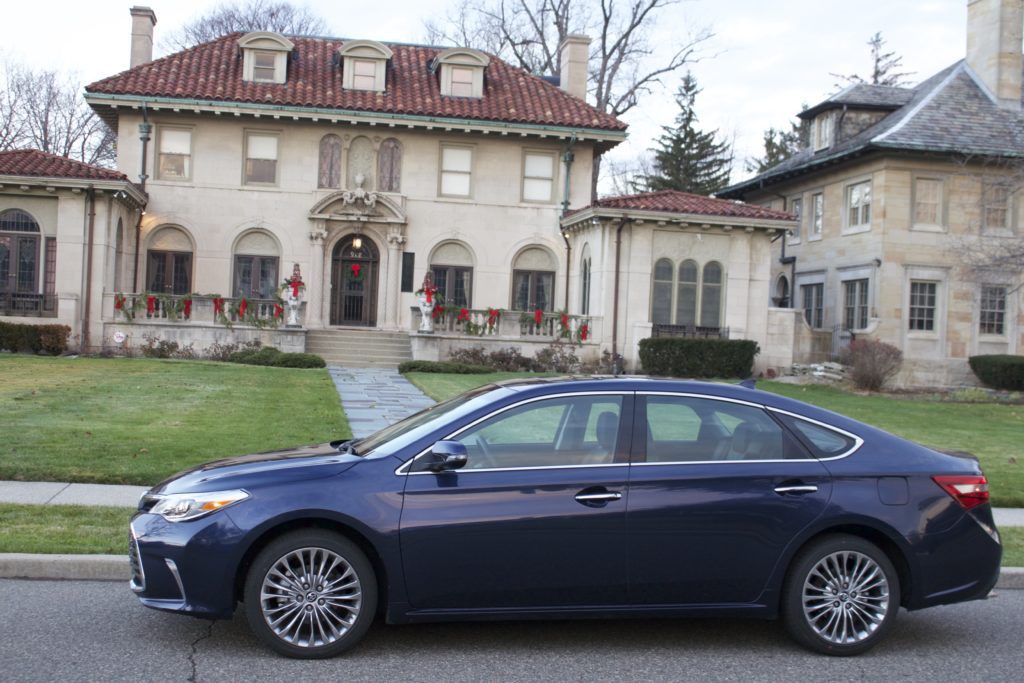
[{"left": 721, "top": 0, "right": 1024, "bottom": 386}]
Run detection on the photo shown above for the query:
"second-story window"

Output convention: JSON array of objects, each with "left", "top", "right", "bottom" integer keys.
[
  {"left": 440, "top": 144, "right": 473, "bottom": 197},
  {"left": 245, "top": 132, "right": 278, "bottom": 185},
  {"left": 253, "top": 51, "right": 277, "bottom": 82},
  {"left": 914, "top": 178, "right": 943, "bottom": 226},
  {"left": 983, "top": 178, "right": 1010, "bottom": 231},
  {"left": 158, "top": 128, "right": 191, "bottom": 181},
  {"left": 352, "top": 59, "right": 377, "bottom": 90},
  {"left": 450, "top": 66, "right": 475, "bottom": 97},
  {"left": 846, "top": 180, "right": 872, "bottom": 229},
  {"left": 813, "top": 113, "right": 833, "bottom": 150},
  {"left": 788, "top": 197, "right": 803, "bottom": 242},
  {"left": 811, "top": 192, "right": 824, "bottom": 237},
  {"left": 523, "top": 151, "right": 555, "bottom": 203}
]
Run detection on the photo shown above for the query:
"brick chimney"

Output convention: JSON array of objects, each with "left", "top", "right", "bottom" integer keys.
[
  {"left": 966, "top": 0, "right": 1023, "bottom": 109},
  {"left": 558, "top": 34, "right": 591, "bottom": 101},
  {"left": 129, "top": 6, "right": 158, "bottom": 68}
]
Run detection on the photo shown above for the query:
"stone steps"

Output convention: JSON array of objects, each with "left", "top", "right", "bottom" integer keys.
[{"left": 306, "top": 329, "right": 413, "bottom": 367}]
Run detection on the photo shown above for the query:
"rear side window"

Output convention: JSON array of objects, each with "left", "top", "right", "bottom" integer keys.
[{"left": 775, "top": 413, "right": 857, "bottom": 458}]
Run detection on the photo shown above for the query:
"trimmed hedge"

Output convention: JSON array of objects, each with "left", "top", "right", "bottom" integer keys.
[
  {"left": 0, "top": 322, "right": 71, "bottom": 355},
  {"left": 969, "top": 354, "right": 1024, "bottom": 391},
  {"left": 227, "top": 347, "right": 326, "bottom": 369},
  {"left": 399, "top": 360, "right": 493, "bottom": 374},
  {"left": 639, "top": 338, "right": 759, "bottom": 379}
]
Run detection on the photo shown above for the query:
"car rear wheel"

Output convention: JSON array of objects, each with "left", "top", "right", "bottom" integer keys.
[
  {"left": 782, "top": 534, "right": 899, "bottom": 656},
  {"left": 243, "top": 530, "right": 377, "bottom": 659}
]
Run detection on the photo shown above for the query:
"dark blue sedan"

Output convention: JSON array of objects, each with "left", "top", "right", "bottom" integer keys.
[{"left": 129, "top": 378, "right": 1002, "bottom": 658}]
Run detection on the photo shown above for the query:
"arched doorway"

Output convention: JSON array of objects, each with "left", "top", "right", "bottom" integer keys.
[{"left": 331, "top": 234, "right": 379, "bottom": 326}]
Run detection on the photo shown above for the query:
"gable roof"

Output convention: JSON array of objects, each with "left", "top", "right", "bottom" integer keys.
[
  {"left": 85, "top": 33, "right": 626, "bottom": 135},
  {"left": 0, "top": 149, "right": 127, "bottom": 181},
  {"left": 721, "top": 60, "right": 1024, "bottom": 198},
  {"left": 564, "top": 189, "right": 796, "bottom": 224}
]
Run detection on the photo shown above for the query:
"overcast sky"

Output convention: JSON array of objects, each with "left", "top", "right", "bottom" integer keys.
[{"left": 4, "top": 0, "right": 969, "bottom": 184}]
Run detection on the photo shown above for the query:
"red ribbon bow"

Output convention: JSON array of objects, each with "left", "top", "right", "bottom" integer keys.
[
  {"left": 238, "top": 298, "right": 248, "bottom": 318},
  {"left": 534, "top": 308, "right": 543, "bottom": 325},
  {"left": 146, "top": 296, "right": 155, "bottom": 315},
  {"left": 290, "top": 279, "right": 301, "bottom": 298},
  {"left": 425, "top": 287, "right": 433, "bottom": 305},
  {"left": 580, "top": 324, "right": 589, "bottom": 341},
  {"left": 487, "top": 308, "right": 499, "bottom": 326},
  {"left": 183, "top": 298, "right": 192, "bottom": 318},
  {"left": 213, "top": 297, "right": 224, "bottom": 315},
  {"left": 273, "top": 303, "right": 284, "bottom": 320},
  {"left": 114, "top": 295, "right": 124, "bottom": 311},
  {"left": 351, "top": 263, "right": 361, "bottom": 278},
  {"left": 458, "top": 308, "right": 469, "bottom": 322},
  {"left": 560, "top": 313, "right": 569, "bottom": 328}
]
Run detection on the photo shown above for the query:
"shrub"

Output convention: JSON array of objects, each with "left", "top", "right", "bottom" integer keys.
[
  {"left": 447, "top": 347, "right": 491, "bottom": 366},
  {"left": 272, "top": 352, "right": 326, "bottom": 368},
  {"left": 534, "top": 341, "right": 580, "bottom": 373},
  {"left": 226, "top": 346, "right": 325, "bottom": 369},
  {"left": 236, "top": 347, "right": 283, "bottom": 366},
  {"left": 0, "top": 322, "right": 70, "bottom": 354},
  {"left": 205, "top": 340, "right": 260, "bottom": 362},
  {"left": 140, "top": 336, "right": 179, "bottom": 359},
  {"left": 638, "top": 338, "right": 759, "bottom": 379},
  {"left": 398, "top": 360, "right": 493, "bottom": 374},
  {"left": 841, "top": 339, "right": 903, "bottom": 391},
  {"left": 969, "top": 354, "right": 1024, "bottom": 391}
]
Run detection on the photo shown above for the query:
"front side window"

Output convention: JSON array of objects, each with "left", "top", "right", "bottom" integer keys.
[
  {"left": 979, "top": 285, "right": 1006, "bottom": 335},
  {"left": 522, "top": 151, "right": 555, "bottom": 203},
  {"left": 650, "top": 258, "right": 722, "bottom": 329},
  {"left": 0, "top": 209, "right": 40, "bottom": 294},
  {"left": 843, "top": 279, "right": 869, "bottom": 330},
  {"left": 440, "top": 144, "right": 473, "bottom": 197},
  {"left": 643, "top": 395, "right": 803, "bottom": 462},
  {"left": 234, "top": 255, "right": 279, "bottom": 299},
  {"left": 651, "top": 258, "right": 673, "bottom": 324},
  {"left": 158, "top": 128, "right": 192, "bottom": 180},
  {"left": 453, "top": 395, "right": 624, "bottom": 469},
  {"left": 253, "top": 51, "right": 277, "bottom": 82},
  {"left": 245, "top": 132, "right": 279, "bottom": 185},
  {"left": 513, "top": 270, "right": 554, "bottom": 312},
  {"left": 847, "top": 180, "right": 872, "bottom": 228},
  {"left": 909, "top": 280, "right": 937, "bottom": 331},
  {"left": 801, "top": 283, "right": 824, "bottom": 328},
  {"left": 914, "top": 178, "right": 942, "bottom": 226},
  {"left": 788, "top": 197, "right": 802, "bottom": 242},
  {"left": 811, "top": 192, "right": 824, "bottom": 236},
  {"left": 432, "top": 265, "right": 472, "bottom": 308},
  {"left": 676, "top": 260, "right": 698, "bottom": 325},
  {"left": 147, "top": 250, "right": 192, "bottom": 295},
  {"left": 700, "top": 262, "right": 723, "bottom": 327}
]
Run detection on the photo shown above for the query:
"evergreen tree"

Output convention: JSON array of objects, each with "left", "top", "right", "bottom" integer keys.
[
  {"left": 745, "top": 117, "right": 808, "bottom": 174},
  {"left": 635, "top": 73, "right": 732, "bottom": 195}
]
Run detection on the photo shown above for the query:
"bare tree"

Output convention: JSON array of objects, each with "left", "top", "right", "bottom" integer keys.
[
  {"left": 163, "top": 0, "right": 329, "bottom": 51},
  {"left": 0, "top": 59, "right": 115, "bottom": 167},
  {"left": 833, "top": 32, "right": 914, "bottom": 89},
  {"left": 426, "top": 0, "right": 713, "bottom": 197}
]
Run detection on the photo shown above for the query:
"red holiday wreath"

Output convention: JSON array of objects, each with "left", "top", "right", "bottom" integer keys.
[{"left": 349, "top": 263, "right": 364, "bottom": 281}]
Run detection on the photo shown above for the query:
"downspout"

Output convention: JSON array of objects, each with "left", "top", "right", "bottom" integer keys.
[
  {"left": 559, "top": 136, "right": 576, "bottom": 310},
  {"left": 82, "top": 187, "right": 97, "bottom": 352},
  {"left": 133, "top": 105, "right": 152, "bottom": 292},
  {"left": 611, "top": 216, "right": 628, "bottom": 374}
]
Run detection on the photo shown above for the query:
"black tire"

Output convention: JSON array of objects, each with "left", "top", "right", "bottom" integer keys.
[
  {"left": 782, "top": 534, "right": 900, "bottom": 656},
  {"left": 243, "top": 530, "right": 377, "bottom": 659}
]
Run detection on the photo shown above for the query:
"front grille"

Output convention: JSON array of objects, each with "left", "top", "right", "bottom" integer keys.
[{"left": 128, "top": 527, "right": 145, "bottom": 592}]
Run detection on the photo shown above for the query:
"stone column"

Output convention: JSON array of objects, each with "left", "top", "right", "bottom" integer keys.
[
  {"left": 307, "top": 220, "right": 327, "bottom": 328},
  {"left": 384, "top": 226, "right": 406, "bottom": 330}
]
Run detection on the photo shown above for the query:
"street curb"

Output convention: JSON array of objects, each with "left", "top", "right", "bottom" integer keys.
[{"left": 1, "top": 553, "right": 1023, "bottom": 589}]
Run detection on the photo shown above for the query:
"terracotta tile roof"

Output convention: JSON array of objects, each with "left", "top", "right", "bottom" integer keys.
[
  {"left": 0, "top": 149, "right": 127, "bottom": 181},
  {"left": 575, "top": 190, "right": 796, "bottom": 221},
  {"left": 86, "top": 34, "right": 626, "bottom": 132}
]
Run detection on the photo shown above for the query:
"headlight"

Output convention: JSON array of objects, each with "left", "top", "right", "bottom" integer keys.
[{"left": 149, "top": 490, "right": 250, "bottom": 522}]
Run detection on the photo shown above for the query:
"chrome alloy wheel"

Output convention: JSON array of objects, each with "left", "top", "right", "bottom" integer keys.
[
  {"left": 801, "top": 550, "right": 890, "bottom": 645},
  {"left": 259, "top": 547, "right": 363, "bottom": 648}
]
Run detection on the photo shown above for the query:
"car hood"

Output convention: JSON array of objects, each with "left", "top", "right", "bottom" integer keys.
[{"left": 148, "top": 442, "right": 363, "bottom": 496}]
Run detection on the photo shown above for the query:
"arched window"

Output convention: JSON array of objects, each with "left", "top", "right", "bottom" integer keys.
[
  {"left": 377, "top": 138, "right": 402, "bottom": 192},
  {"left": 676, "top": 260, "right": 698, "bottom": 327},
  {"left": 775, "top": 274, "right": 790, "bottom": 308},
  {"left": 347, "top": 136, "right": 375, "bottom": 190},
  {"left": 233, "top": 230, "right": 280, "bottom": 299},
  {"left": 430, "top": 241, "right": 473, "bottom": 307},
  {"left": 579, "top": 244, "right": 591, "bottom": 315},
  {"left": 0, "top": 209, "right": 41, "bottom": 295},
  {"left": 146, "top": 226, "right": 193, "bottom": 295},
  {"left": 700, "top": 261, "right": 723, "bottom": 327},
  {"left": 651, "top": 258, "right": 674, "bottom": 324},
  {"left": 512, "top": 246, "right": 557, "bottom": 311},
  {"left": 318, "top": 134, "right": 342, "bottom": 189}
]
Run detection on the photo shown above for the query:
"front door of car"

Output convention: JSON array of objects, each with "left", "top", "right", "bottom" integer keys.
[
  {"left": 399, "top": 393, "right": 632, "bottom": 610},
  {"left": 626, "top": 393, "right": 833, "bottom": 605}
]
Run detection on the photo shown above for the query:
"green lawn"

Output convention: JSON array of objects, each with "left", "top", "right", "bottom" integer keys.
[
  {"left": 405, "top": 372, "right": 1024, "bottom": 507},
  {"left": 2, "top": 502, "right": 1020, "bottom": 566},
  {"left": 0, "top": 356, "right": 348, "bottom": 486}
]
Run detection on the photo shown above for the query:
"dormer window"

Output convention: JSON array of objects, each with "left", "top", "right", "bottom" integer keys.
[
  {"left": 238, "top": 32, "right": 294, "bottom": 85},
  {"left": 339, "top": 40, "right": 393, "bottom": 93},
  {"left": 813, "top": 112, "right": 834, "bottom": 150},
  {"left": 433, "top": 47, "right": 490, "bottom": 99}
]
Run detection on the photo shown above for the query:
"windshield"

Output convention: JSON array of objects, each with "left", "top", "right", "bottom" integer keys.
[{"left": 356, "top": 384, "right": 510, "bottom": 458}]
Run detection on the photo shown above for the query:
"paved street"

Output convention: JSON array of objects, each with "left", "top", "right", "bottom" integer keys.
[{"left": 2, "top": 579, "right": 1022, "bottom": 682}]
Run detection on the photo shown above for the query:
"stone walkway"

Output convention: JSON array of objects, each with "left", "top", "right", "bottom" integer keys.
[{"left": 327, "top": 366, "right": 436, "bottom": 438}]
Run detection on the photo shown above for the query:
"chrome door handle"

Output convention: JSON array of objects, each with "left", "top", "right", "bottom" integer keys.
[
  {"left": 774, "top": 485, "right": 818, "bottom": 495},
  {"left": 574, "top": 492, "right": 622, "bottom": 502}
]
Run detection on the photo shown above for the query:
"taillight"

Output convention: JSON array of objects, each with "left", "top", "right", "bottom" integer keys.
[{"left": 932, "top": 475, "right": 990, "bottom": 510}]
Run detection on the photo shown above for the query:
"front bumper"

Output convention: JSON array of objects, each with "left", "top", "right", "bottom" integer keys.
[{"left": 129, "top": 510, "right": 247, "bottom": 619}]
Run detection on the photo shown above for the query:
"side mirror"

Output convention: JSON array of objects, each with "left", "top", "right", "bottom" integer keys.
[{"left": 426, "top": 440, "right": 468, "bottom": 472}]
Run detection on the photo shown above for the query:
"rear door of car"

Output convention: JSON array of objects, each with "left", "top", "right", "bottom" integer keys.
[
  {"left": 399, "top": 391, "right": 633, "bottom": 611},
  {"left": 625, "top": 391, "right": 833, "bottom": 605}
]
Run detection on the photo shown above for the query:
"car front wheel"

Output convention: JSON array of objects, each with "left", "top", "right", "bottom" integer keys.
[
  {"left": 243, "top": 530, "right": 377, "bottom": 659},
  {"left": 782, "top": 534, "right": 900, "bottom": 656}
]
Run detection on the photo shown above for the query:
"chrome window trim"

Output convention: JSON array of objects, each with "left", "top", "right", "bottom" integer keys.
[{"left": 395, "top": 391, "right": 631, "bottom": 476}]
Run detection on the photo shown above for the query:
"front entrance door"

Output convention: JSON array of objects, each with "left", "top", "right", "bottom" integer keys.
[{"left": 330, "top": 234, "right": 379, "bottom": 326}]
